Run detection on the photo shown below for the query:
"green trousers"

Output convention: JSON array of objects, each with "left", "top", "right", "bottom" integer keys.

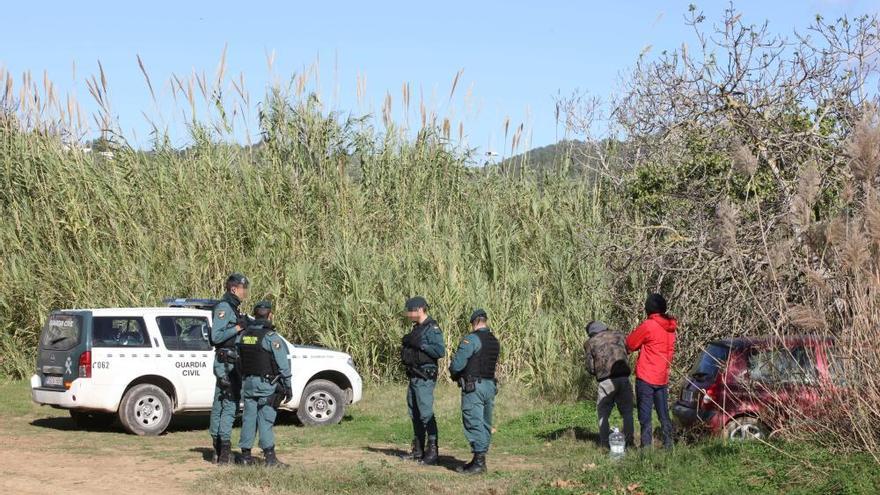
[
  {"left": 209, "top": 361, "right": 239, "bottom": 441},
  {"left": 407, "top": 376, "right": 438, "bottom": 441},
  {"left": 239, "top": 395, "right": 278, "bottom": 450},
  {"left": 461, "top": 379, "right": 496, "bottom": 453},
  {"left": 239, "top": 375, "right": 280, "bottom": 450}
]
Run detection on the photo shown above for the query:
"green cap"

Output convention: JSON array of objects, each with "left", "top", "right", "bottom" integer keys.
[
  {"left": 404, "top": 296, "right": 429, "bottom": 311},
  {"left": 470, "top": 308, "right": 487, "bottom": 323},
  {"left": 254, "top": 300, "right": 272, "bottom": 312},
  {"left": 226, "top": 272, "right": 249, "bottom": 288}
]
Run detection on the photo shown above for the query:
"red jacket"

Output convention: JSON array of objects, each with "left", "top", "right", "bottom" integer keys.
[{"left": 626, "top": 313, "right": 678, "bottom": 386}]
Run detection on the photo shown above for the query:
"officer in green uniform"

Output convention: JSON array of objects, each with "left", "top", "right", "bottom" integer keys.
[
  {"left": 399, "top": 296, "right": 446, "bottom": 465},
  {"left": 449, "top": 308, "right": 500, "bottom": 475},
  {"left": 237, "top": 301, "right": 292, "bottom": 468},
  {"left": 209, "top": 273, "right": 249, "bottom": 464}
]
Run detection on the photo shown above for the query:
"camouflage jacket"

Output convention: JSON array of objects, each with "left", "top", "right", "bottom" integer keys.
[{"left": 583, "top": 330, "right": 631, "bottom": 382}]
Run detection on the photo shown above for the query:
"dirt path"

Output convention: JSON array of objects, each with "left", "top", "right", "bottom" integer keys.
[
  {"left": 0, "top": 405, "right": 541, "bottom": 495},
  {"left": 0, "top": 430, "right": 206, "bottom": 495}
]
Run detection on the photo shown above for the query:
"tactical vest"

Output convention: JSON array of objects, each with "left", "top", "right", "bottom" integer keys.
[
  {"left": 401, "top": 320, "right": 438, "bottom": 367},
  {"left": 211, "top": 294, "right": 241, "bottom": 350},
  {"left": 463, "top": 330, "right": 500, "bottom": 379},
  {"left": 237, "top": 324, "right": 277, "bottom": 377}
]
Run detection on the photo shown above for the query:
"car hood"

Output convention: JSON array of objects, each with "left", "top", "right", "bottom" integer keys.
[{"left": 283, "top": 341, "right": 350, "bottom": 360}]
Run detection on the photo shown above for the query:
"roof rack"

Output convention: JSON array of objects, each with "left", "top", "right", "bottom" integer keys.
[{"left": 163, "top": 298, "right": 219, "bottom": 311}]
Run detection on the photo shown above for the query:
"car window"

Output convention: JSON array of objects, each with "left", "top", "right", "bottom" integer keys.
[
  {"left": 691, "top": 344, "right": 730, "bottom": 380},
  {"left": 92, "top": 317, "right": 151, "bottom": 348},
  {"left": 41, "top": 314, "right": 83, "bottom": 351},
  {"left": 748, "top": 345, "right": 818, "bottom": 385},
  {"left": 827, "top": 348, "right": 862, "bottom": 387},
  {"left": 157, "top": 316, "right": 211, "bottom": 351}
]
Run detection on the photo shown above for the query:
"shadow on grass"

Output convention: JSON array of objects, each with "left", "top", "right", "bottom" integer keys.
[
  {"left": 539, "top": 426, "right": 601, "bottom": 445},
  {"left": 364, "top": 446, "right": 464, "bottom": 473},
  {"left": 189, "top": 447, "right": 264, "bottom": 465},
  {"left": 30, "top": 416, "right": 122, "bottom": 432},
  {"left": 30, "top": 414, "right": 210, "bottom": 433},
  {"left": 191, "top": 447, "right": 215, "bottom": 463},
  {"left": 275, "top": 412, "right": 353, "bottom": 427}
]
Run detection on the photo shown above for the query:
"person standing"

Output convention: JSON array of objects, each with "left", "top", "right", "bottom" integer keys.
[
  {"left": 584, "top": 321, "right": 634, "bottom": 449},
  {"left": 209, "top": 273, "right": 249, "bottom": 464},
  {"left": 237, "top": 301, "right": 292, "bottom": 468},
  {"left": 399, "top": 296, "right": 445, "bottom": 465},
  {"left": 626, "top": 293, "right": 678, "bottom": 449},
  {"left": 449, "top": 309, "right": 500, "bottom": 475}
]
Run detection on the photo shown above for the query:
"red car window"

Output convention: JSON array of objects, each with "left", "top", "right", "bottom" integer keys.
[{"left": 747, "top": 346, "right": 819, "bottom": 386}]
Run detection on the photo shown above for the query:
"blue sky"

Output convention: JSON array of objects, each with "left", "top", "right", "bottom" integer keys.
[{"left": 2, "top": 1, "right": 877, "bottom": 154}]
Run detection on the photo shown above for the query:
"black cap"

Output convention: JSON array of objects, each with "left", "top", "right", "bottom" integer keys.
[
  {"left": 227, "top": 272, "right": 250, "bottom": 288},
  {"left": 586, "top": 320, "right": 608, "bottom": 336},
  {"left": 254, "top": 300, "right": 272, "bottom": 312},
  {"left": 469, "top": 308, "right": 487, "bottom": 323},
  {"left": 645, "top": 293, "right": 667, "bottom": 315},
  {"left": 404, "top": 296, "right": 429, "bottom": 311}
]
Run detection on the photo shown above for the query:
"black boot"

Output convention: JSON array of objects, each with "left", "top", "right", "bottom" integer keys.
[
  {"left": 419, "top": 436, "right": 438, "bottom": 466},
  {"left": 460, "top": 452, "right": 486, "bottom": 475},
  {"left": 263, "top": 446, "right": 289, "bottom": 468},
  {"left": 455, "top": 453, "right": 477, "bottom": 473},
  {"left": 211, "top": 436, "right": 221, "bottom": 463},
  {"left": 238, "top": 448, "right": 255, "bottom": 466},
  {"left": 217, "top": 440, "right": 232, "bottom": 465},
  {"left": 401, "top": 437, "right": 424, "bottom": 461}
]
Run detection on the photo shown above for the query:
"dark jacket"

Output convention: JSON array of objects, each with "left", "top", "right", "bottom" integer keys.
[{"left": 584, "top": 327, "right": 631, "bottom": 382}]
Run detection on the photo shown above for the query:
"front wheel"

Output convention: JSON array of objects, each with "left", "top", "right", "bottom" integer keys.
[
  {"left": 296, "top": 379, "right": 345, "bottom": 426},
  {"left": 118, "top": 384, "right": 173, "bottom": 436},
  {"left": 725, "top": 416, "right": 768, "bottom": 441}
]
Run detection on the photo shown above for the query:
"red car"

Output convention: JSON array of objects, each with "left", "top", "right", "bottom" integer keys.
[{"left": 672, "top": 335, "right": 843, "bottom": 440}]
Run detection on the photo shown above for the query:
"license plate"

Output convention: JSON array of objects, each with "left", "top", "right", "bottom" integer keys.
[{"left": 44, "top": 375, "right": 63, "bottom": 387}]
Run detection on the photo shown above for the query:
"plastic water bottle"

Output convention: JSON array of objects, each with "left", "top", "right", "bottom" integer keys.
[{"left": 609, "top": 427, "right": 625, "bottom": 460}]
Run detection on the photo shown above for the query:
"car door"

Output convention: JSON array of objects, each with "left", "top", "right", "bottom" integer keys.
[
  {"left": 91, "top": 315, "right": 154, "bottom": 383},
  {"left": 155, "top": 314, "right": 215, "bottom": 409},
  {"left": 745, "top": 344, "right": 820, "bottom": 428},
  {"left": 36, "top": 311, "right": 91, "bottom": 390}
]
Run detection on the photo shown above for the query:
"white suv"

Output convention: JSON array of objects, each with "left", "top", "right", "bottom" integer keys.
[{"left": 30, "top": 300, "right": 363, "bottom": 435}]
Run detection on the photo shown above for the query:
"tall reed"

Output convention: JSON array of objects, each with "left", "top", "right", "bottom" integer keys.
[{"left": 0, "top": 81, "right": 608, "bottom": 397}]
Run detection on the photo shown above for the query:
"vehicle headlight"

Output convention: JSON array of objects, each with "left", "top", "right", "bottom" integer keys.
[{"left": 346, "top": 357, "right": 355, "bottom": 368}]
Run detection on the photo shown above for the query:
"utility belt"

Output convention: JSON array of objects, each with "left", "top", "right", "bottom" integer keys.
[
  {"left": 215, "top": 347, "right": 239, "bottom": 364},
  {"left": 243, "top": 373, "right": 274, "bottom": 381},
  {"left": 457, "top": 375, "right": 496, "bottom": 393},
  {"left": 406, "top": 365, "right": 438, "bottom": 381}
]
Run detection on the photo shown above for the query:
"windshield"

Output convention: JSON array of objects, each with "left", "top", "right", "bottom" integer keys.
[
  {"left": 691, "top": 344, "right": 730, "bottom": 379},
  {"left": 40, "top": 314, "right": 83, "bottom": 351}
]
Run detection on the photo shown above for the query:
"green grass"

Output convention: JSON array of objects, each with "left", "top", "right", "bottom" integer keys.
[{"left": 2, "top": 379, "right": 875, "bottom": 494}]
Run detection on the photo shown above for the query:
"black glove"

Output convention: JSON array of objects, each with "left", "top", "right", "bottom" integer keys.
[
  {"left": 236, "top": 315, "right": 250, "bottom": 329},
  {"left": 281, "top": 379, "right": 292, "bottom": 404}
]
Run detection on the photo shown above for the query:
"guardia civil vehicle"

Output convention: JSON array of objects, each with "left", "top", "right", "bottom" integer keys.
[{"left": 30, "top": 299, "right": 363, "bottom": 435}]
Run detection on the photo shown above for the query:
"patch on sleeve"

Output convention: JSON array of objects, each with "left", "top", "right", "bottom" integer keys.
[
  {"left": 217, "top": 310, "right": 226, "bottom": 319},
  {"left": 463, "top": 339, "right": 470, "bottom": 345},
  {"left": 272, "top": 341, "right": 281, "bottom": 350}
]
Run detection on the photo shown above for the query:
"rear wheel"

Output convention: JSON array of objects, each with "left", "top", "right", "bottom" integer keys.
[
  {"left": 725, "top": 416, "right": 768, "bottom": 441},
  {"left": 69, "top": 410, "right": 115, "bottom": 429},
  {"left": 296, "top": 379, "right": 345, "bottom": 426},
  {"left": 119, "top": 384, "right": 173, "bottom": 436}
]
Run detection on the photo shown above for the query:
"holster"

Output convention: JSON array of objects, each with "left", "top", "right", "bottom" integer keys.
[
  {"left": 460, "top": 376, "right": 477, "bottom": 393},
  {"left": 217, "top": 373, "right": 240, "bottom": 401},
  {"left": 216, "top": 347, "right": 239, "bottom": 364},
  {"left": 408, "top": 366, "right": 437, "bottom": 381}
]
